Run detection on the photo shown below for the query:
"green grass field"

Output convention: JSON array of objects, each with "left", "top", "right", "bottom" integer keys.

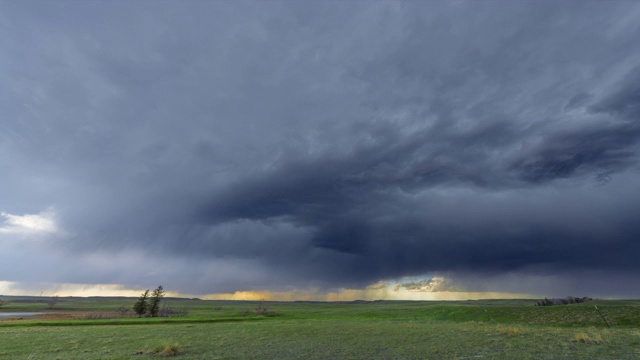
[{"left": 1, "top": 297, "right": 639, "bottom": 359}]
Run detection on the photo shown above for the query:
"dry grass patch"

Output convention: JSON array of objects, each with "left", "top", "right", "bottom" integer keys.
[
  {"left": 496, "top": 325, "right": 523, "bottom": 336},
  {"left": 575, "top": 332, "right": 605, "bottom": 344},
  {"left": 151, "top": 342, "right": 182, "bottom": 357}
]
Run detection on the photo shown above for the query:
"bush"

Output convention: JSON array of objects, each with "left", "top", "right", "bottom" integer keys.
[
  {"left": 117, "top": 306, "right": 133, "bottom": 317},
  {"left": 47, "top": 296, "right": 59, "bottom": 309},
  {"left": 84, "top": 312, "right": 118, "bottom": 319},
  {"left": 157, "top": 304, "right": 190, "bottom": 318},
  {"left": 535, "top": 296, "right": 593, "bottom": 306},
  {"left": 254, "top": 302, "right": 269, "bottom": 315},
  {"left": 240, "top": 302, "right": 277, "bottom": 316}
]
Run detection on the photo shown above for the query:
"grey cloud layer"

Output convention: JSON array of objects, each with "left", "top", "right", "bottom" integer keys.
[{"left": 1, "top": 1, "right": 640, "bottom": 296}]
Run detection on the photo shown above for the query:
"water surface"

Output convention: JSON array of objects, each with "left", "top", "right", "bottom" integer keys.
[{"left": 0, "top": 312, "right": 49, "bottom": 318}]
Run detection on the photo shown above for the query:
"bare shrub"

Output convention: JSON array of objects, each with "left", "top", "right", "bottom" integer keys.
[
  {"left": 157, "top": 303, "right": 190, "bottom": 318},
  {"left": 84, "top": 312, "right": 119, "bottom": 319},
  {"left": 117, "top": 306, "right": 133, "bottom": 317},
  {"left": 254, "top": 303, "right": 269, "bottom": 315},
  {"left": 83, "top": 306, "right": 135, "bottom": 319},
  {"left": 240, "top": 302, "right": 277, "bottom": 316},
  {"left": 47, "top": 296, "right": 59, "bottom": 309}
]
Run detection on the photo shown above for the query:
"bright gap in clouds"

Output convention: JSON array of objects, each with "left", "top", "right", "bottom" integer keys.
[{"left": 0, "top": 210, "right": 61, "bottom": 235}]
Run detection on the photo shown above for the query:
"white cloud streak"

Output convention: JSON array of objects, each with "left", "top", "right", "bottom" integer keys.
[{"left": 0, "top": 210, "right": 62, "bottom": 235}]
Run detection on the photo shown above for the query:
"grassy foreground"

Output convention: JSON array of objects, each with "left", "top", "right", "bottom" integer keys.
[{"left": 1, "top": 297, "right": 639, "bottom": 359}]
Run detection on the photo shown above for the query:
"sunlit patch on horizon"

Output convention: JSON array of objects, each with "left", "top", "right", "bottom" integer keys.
[
  {"left": 201, "top": 276, "right": 536, "bottom": 301},
  {"left": 201, "top": 288, "right": 535, "bottom": 302}
]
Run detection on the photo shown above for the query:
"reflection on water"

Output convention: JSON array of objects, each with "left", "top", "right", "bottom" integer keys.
[{"left": 0, "top": 312, "right": 49, "bottom": 318}]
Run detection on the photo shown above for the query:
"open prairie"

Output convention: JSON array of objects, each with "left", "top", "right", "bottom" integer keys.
[{"left": 1, "top": 297, "right": 639, "bottom": 359}]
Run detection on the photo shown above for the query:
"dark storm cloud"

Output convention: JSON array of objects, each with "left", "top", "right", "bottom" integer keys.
[
  {"left": 510, "top": 121, "right": 640, "bottom": 183},
  {"left": 198, "top": 63, "right": 640, "bottom": 261},
  {"left": 589, "top": 66, "right": 640, "bottom": 120},
  {"left": 509, "top": 68, "right": 640, "bottom": 184},
  {"left": 2, "top": 1, "right": 640, "bottom": 296}
]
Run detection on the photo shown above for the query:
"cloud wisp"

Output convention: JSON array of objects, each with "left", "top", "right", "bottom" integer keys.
[{"left": 0, "top": 210, "right": 62, "bottom": 236}]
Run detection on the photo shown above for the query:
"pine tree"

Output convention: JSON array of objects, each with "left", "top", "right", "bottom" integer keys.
[
  {"left": 133, "top": 289, "right": 150, "bottom": 317},
  {"left": 148, "top": 285, "right": 165, "bottom": 317}
]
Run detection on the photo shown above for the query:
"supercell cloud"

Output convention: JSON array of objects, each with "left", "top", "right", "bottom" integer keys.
[{"left": 1, "top": 1, "right": 640, "bottom": 298}]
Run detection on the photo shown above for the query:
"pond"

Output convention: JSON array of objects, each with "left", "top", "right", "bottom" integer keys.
[{"left": 0, "top": 312, "right": 49, "bottom": 318}]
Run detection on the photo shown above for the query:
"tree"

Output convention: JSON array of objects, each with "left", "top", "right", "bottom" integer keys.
[
  {"left": 133, "top": 289, "right": 150, "bottom": 317},
  {"left": 148, "top": 285, "right": 165, "bottom": 317}
]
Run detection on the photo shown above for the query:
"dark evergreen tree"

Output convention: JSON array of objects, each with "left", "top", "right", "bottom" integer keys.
[
  {"left": 148, "top": 285, "right": 165, "bottom": 317},
  {"left": 133, "top": 289, "right": 150, "bottom": 317}
]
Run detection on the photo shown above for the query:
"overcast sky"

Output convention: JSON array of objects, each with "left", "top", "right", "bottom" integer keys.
[{"left": 2, "top": 0, "right": 640, "bottom": 299}]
